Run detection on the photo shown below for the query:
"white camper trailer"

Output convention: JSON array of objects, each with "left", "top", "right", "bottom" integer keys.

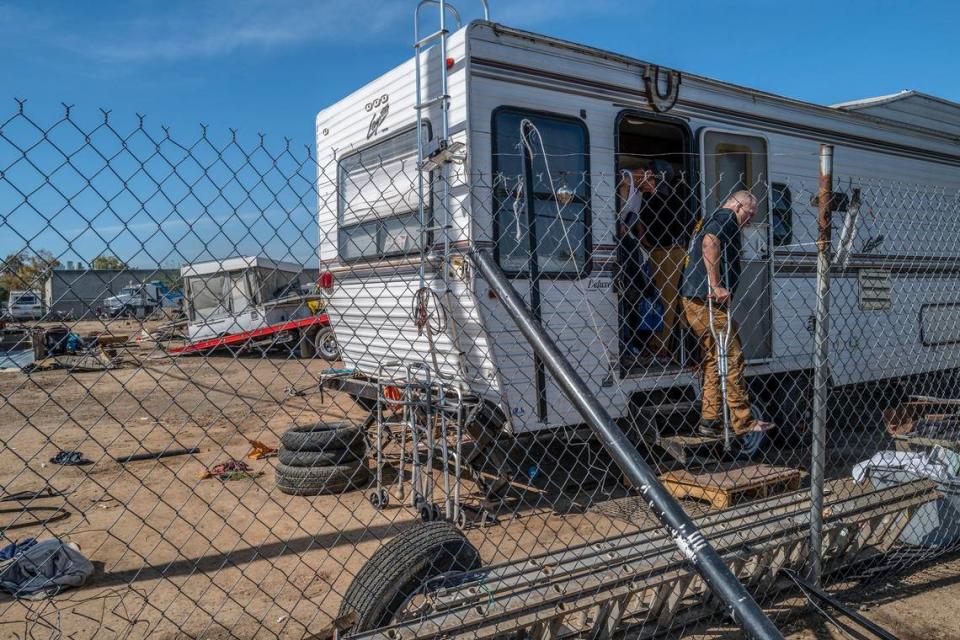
[
  {"left": 175, "top": 256, "right": 337, "bottom": 359},
  {"left": 315, "top": 15, "right": 960, "bottom": 453}
]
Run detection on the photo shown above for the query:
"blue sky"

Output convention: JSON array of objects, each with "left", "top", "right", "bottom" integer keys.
[{"left": 0, "top": 0, "right": 957, "bottom": 268}]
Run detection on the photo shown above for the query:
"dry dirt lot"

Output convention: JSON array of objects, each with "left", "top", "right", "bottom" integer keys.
[
  {"left": 0, "top": 327, "right": 956, "bottom": 639},
  {"left": 0, "top": 334, "right": 633, "bottom": 639}
]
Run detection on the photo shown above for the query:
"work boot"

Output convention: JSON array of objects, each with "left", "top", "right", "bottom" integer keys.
[{"left": 698, "top": 419, "right": 723, "bottom": 438}]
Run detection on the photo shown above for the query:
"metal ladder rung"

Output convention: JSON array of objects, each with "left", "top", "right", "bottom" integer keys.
[
  {"left": 415, "top": 29, "right": 449, "bottom": 49},
  {"left": 416, "top": 94, "right": 450, "bottom": 109}
]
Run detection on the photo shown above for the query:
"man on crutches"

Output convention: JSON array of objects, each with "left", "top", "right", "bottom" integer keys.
[{"left": 680, "top": 191, "right": 775, "bottom": 444}]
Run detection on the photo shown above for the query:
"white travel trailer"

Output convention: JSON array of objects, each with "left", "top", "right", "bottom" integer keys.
[
  {"left": 315, "top": 14, "right": 960, "bottom": 450},
  {"left": 176, "top": 256, "right": 338, "bottom": 360}
]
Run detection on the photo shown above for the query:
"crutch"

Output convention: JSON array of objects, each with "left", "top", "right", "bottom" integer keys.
[{"left": 707, "top": 272, "right": 734, "bottom": 453}]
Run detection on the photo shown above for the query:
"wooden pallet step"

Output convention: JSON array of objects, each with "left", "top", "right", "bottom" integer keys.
[{"left": 660, "top": 463, "right": 805, "bottom": 509}]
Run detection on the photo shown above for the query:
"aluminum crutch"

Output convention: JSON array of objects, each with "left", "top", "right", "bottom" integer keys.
[{"left": 707, "top": 293, "right": 733, "bottom": 452}]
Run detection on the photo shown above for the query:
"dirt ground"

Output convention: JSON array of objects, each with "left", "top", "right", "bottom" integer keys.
[
  {"left": 0, "top": 330, "right": 634, "bottom": 639},
  {"left": 0, "top": 325, "right": 956, "bottom": 639}
]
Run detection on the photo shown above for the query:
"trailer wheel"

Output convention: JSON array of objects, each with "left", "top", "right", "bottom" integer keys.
[
  {"left": 277, "top": 442, "right": 365, "bottom": 467},
  {"left": 339, "top": 521, "right": 482, "bottom": 632},
  {"left": 316, "top": 325, "right": 339, "bottom": 361},
  {"left": 280, "top": 421, "right": 363, "bottom": 452},
  {"left": 274, "top": 461, "right": 370, "bottom": 496}
]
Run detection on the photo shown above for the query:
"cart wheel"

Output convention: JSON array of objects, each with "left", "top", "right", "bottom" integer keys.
[
  {"left": 455, "top": 509, "right": 469, "bottom": 531},
  {"left": 369, "top": 489, "right": 388, "bottom": 510},
  {"left": 480, "top": 509, "right": 493, "bottom": 528}
]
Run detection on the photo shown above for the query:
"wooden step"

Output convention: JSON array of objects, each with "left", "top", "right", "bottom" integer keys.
[
  {"left": 656, "top": 433, "right": 725, "bottom": 465},
  {"left": 660, "top": 463, "right": 805, "bottom": 509}
]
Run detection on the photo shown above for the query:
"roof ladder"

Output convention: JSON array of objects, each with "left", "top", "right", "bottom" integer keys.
[{"left": 412, "top": 1, "right": 489, "bottom": 382}]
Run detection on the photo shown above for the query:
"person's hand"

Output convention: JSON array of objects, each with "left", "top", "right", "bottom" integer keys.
[{"left": 709, "top": 286, "right": 730, "bottom": 304}]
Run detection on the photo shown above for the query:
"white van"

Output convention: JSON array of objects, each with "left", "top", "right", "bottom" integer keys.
[{"left": 7, "top": 290, "right": 44, "bottom": 321}]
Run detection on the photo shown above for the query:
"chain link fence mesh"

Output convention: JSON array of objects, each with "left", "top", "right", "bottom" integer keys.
[{"left": 0, "top": 99, "right": 958, "bottom": 639}]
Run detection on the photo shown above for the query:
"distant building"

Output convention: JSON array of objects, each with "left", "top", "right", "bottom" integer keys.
[{"left": 44, "top": 268, "right": 180, "bottom": 319}]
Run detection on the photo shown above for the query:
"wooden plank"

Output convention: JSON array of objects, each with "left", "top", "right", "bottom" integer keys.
[{"left": 659, "top": 464, "right": 805, "bottom": 509}]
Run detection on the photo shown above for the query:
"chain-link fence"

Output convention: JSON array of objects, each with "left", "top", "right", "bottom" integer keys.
[{"left": 0, "top": 99, "right": 959, "bottom": 639}]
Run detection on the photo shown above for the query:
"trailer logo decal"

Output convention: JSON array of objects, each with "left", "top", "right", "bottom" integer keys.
[
  {"left": 642, "top": 65, "right": 681, "bottom": 113},
  {"left": 365, "top": 93, "right": 390, "bottom": 139}
]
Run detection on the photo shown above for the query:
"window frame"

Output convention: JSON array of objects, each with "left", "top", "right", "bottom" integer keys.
[
  {"left": 698, "top": 128, "right": 772, "bottom": 224},
  {"left": 490, "top": 106, "right": 593, "bottom": 280},
  {"left": 336, "top": 122, "right": 433, "bottom": 263}
]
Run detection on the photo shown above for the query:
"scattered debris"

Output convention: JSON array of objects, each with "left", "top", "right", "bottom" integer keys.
[
  {"left": 245, "top": 440, "right": 277, "bottom": 461},
  {"left": 49, "top": 451, "right": 93, "bottom": 467},
  {"left": 1, "top": 486, "right": 64, "bottom": 502},
  {"left": 0, "top": 539, "right": 94, "bottom": 598},
  {"left": 113, "top": 447, "right": 200, "bottom": 464},
  {"left": 199, "top": 460, "right": 262, "bottom": 481}
]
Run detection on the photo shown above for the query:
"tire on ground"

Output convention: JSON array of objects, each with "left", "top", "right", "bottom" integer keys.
[
  {"left": 277, "top": 442, "right": 365, "bottom": 467},
  {"left": 280, "top": 421, "right": 363, "bottom": 452},
  {"left": 339, "top": 521, "right": 482, "bottom": 632},
  {"left": 274, "top": 461, "right": 370, "bottom": 496}
]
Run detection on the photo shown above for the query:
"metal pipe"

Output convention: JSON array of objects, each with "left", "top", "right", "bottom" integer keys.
[
  {"left": 471, "top": 249, "right": 783, "bottom": 640},
  {"left": 810, "top": 143, "right": 834, "bottom": 585}
]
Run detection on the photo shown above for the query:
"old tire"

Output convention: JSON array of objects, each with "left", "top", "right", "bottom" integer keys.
[
  {"left": 280, "top": 421, "right": 362, "bottom": 452},
  {"left": 274, "top": 461, "right": 370, "bottom": 496},
  {"left": 339, "top": 521, "right": 482, "bottom": 632},
  {"left": 316, "top": 325, "right": 340, "bottom": 361},
  {"left": 277, "top": 442, "right": 365, "bottom": 467}
]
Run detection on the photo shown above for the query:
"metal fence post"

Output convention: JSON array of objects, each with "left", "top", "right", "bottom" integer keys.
[
  {"left": 810, "top": 143, "right": 834, "bottom": 585},
  {"left": 471, "top": 249, "right": 784, "bottom": 640}
]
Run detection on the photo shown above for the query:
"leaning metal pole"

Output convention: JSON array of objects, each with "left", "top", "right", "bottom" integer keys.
[
  {"left": 471, "top": 249, "right": 783, "bottom": 640},
  {"left": 809, "top": 144, "right": 835, "bottom": 585}
]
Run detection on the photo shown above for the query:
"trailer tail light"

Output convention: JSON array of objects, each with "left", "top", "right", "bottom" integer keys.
[
  {"left": 319, "top": 271, "right": 334, "bottom": 292},
  {"left": 384, "top": 385, "right": 403, "bottom": 406},
  {"left": 446, "top": 57, "right": 455, "bottom": 69}
]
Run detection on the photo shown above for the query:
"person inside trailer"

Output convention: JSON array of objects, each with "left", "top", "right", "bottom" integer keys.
[
  {"left": 680, "top": 191, "right": 776, "bottom": 439},
  {"left": 615, "top": 164, "right": 665, "bottom": 366}
]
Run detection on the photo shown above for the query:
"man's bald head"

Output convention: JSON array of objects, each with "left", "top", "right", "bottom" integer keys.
[{"left": 724, "top": 190, "right": 759, "bottom": 225}]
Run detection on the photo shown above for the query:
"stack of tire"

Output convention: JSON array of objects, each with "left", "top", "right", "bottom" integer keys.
[{"left": 275, "top": 421, "right": 370, "bottom": 496}]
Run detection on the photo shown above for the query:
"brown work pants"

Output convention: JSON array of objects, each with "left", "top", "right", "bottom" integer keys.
[{"left": 682, "top": 297, "right": 755, "bottom": 435}]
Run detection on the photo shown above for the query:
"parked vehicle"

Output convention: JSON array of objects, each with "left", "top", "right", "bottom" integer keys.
[
  {"left": 314, "top": 18, "right": 960, "bottom": 447},
  {"left": 103, "top": 280, "right": 181, "bottom": 318},
  {"left": 171, "top": 256, "right": 338, "bottom": 360},
  {"left": 7, "top": 290, "right": 44, "bottom": 321}
]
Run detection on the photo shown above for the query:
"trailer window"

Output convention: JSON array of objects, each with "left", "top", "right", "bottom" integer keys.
[
  {"left": 492, "top": 109, "right": 591, "bottom": 277},
  {"left": 256, "top": 268, "right": 301, "bottom": 303},
  {"left": 701, "top": 132, "right": 768, "bottom": 220},
  {"left": 188, "top": 274, "right": 230, "bottom": 322},
  {"left": 338, "top": 124, "right": 430, "bottom": 260},
  {"left": 771, "top": 182, "right": 793, "bottom": 246}
]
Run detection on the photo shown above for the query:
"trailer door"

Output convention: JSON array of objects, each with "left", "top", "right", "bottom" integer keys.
[
  {"left": 491, "top": 108, "right": 592, "bottom": 427},
  {"left": 698, "top": 129, "right": 773, "bottom": 362}
]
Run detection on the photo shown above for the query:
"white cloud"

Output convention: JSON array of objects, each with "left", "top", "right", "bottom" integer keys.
[
  {"left": 47, "top": 0, "right": 410, "bottom": 63},
  {"left": 9, "top": 0, "right": 621, "bottom": 65}
]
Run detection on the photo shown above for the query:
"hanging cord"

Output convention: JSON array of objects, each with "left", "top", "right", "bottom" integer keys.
[
  {"left": 517, "top": 119, "right": 626, "bottom": 395},
  {"left": 413, "top": 287, "right": 448, "bottom": 336}
]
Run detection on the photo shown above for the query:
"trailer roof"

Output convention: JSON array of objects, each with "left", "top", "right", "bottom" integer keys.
[
  {"left": 832, "top": 91, "right": 960, "bottom": 138},
  {"left": 476, "top": 22, "right": 960, "bottom": 145},
  {"left": 180, "top": 256, "right": 303, "bottom": 277}
]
